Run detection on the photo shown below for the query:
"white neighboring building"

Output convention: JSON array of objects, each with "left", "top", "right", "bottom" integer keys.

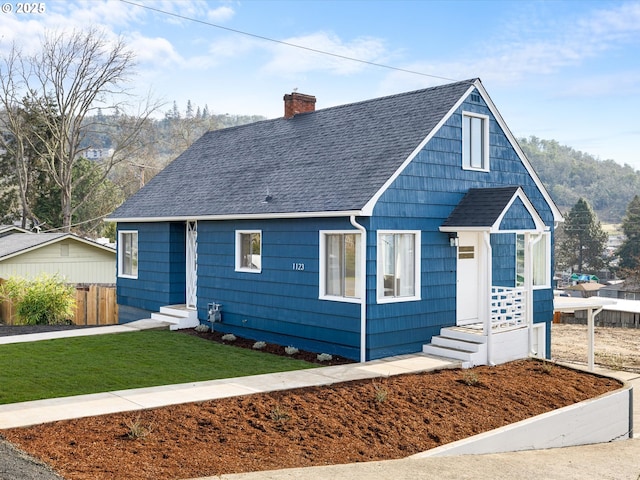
[{"left": 84, "top": 148, "right": 114, "bottom": 160}]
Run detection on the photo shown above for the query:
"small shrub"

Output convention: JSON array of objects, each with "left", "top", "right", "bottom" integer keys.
[
  {"left": 0, "top": 274, "right": 75, "bottom": 325},
  {"left": 462, "top": 370, "right": 481, "bottom": 386},
  {"left": 284, "top": 346, "right": 299, "bottom": 355},
  {"left": 540, "top": 360, "right": 555, "bottom": 374},
  {"left": 194, "top": 324, "right": 210, "bottom": 333},
  {"left": 317, "top": 353, "right": 333, "bottom": 362},
  {"left": 252, "top": 341, "right": 267, "bottom": 350},
  {"left": 125, "top": 416, "right": 153, "bottom": 440},
  {"left": 221, "top": 333, "right": 236, "bottom": 342},
  {"left": 372, "top": 380, "right": 389, "bottom": 403},
  {"left": 269, "top": 404, "right": 290, "bottom": 423}
]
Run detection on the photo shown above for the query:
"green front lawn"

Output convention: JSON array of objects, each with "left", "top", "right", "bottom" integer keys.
[{"left": 0, "top": 330, "right": 317, "bottom": 404}]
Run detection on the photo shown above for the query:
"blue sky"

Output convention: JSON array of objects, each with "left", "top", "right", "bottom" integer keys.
[{"left": 1, "top": 0, "right": 639, "bottom": 169}]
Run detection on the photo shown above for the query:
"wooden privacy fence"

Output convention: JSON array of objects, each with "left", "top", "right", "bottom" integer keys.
[
  {"left": 0, "top": 284, "right": 118, "bottom": 326},
  {"left": 74, "top": 285, "right": 118, "bottom": 326}
]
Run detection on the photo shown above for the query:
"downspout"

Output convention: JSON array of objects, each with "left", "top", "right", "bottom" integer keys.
[
  {"left": 527, "top": 233, "right": 544, "bottom": 356},
  {"left": 350, "top": 215, "right": 367, "bottom": 363},
  {"left": 483, "top": 231, "right": 495, "bottom": 366}
]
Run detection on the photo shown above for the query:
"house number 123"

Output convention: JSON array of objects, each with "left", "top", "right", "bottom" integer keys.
[{"left": 292, "top": 263, "right": 305, "bottom": 271}]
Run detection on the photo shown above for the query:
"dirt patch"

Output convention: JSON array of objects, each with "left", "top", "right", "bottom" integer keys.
[
  {"left": 551, "top": 323, "right": 640, "bottom": 372},
  {"left": 1, "top": 359, "right": 620, "bottom": 480}
]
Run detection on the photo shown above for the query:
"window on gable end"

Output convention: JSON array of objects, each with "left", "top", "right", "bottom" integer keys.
[{"left": 462, "top": 112, "right": 489, "bottom": 171}]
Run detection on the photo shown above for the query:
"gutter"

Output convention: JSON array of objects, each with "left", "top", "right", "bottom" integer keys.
[{"left": 350, "top": 215, "right": 367, "bottom": 363}]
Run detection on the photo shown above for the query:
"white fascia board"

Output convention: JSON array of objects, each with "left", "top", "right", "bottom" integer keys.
[
  {"left": 361, "top": 83, "right": 478, "bottom": 217},
  {"left": 107, "top": 210, "right": 366, "bottom": 223},
  {"left": 491, "top": 187, "right": 547, "bottom": 233},
  {"left": 473, "top": 80, "right": 564, "bottom": 224},
  {"left": 439, "top": 226, "right": 491, "bottom": 233}
]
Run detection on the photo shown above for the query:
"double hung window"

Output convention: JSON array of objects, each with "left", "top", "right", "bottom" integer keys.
[
  {"left": 118, "top": 231, "right": 138, "bottom": 278},
  {"left": 516, "top": 233, "right": 550, "bottom": 288},
  {"left": 377, "top": 231, "right": 420, "bottom": 302},
  {"left": 462, "top": 112, "right": 489, "bottom": 171},
  {"left": 320, "top": 232, "right": 361, "bottom": 301}
]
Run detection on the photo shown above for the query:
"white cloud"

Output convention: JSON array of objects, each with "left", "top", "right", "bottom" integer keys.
[
  {"left": 127, "top": 33, "right": 184, "bottom": 67},
  {"left": 208, "top": 5, "right": 235, "bottom": 22},
  {"left": 261, "top": 31, "right": 388, "bottom": 77},
  {"left": 377, "top": 1, "right": 640, "bottom": 96},
  {"left": 556, "top": 71, "right": 640, "bottom": 97}
]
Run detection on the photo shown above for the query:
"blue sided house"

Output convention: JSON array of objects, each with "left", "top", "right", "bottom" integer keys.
[{"left": 107, "top": 79, "right": 563, "bottom": 365}]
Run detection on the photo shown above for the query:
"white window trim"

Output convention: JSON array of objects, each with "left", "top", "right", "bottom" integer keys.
[
  {"left": 235, "top": 230, "right": 262, "bottom": 273},
  {"left": 516, "top": 232, "right": 551, "bottom": 290},
  {"left": 461, "top": 111, "right": 490, "bottom": 172},
  {"left": 376, "top": 230, "right": 421, "bottom": 304},
  {"left": 118, "top": 230, "right": 138, "bottom": 279},
  {"left": 532, "top": 232, "right": 551, "bottom": 289},
  {"left": 319, "top": 230, "right": 362, "bottom": 303}
]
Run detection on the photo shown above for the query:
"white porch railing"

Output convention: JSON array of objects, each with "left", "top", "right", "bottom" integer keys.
[{"left": 490, "top": 286, "right": 525, "bottom": 330}]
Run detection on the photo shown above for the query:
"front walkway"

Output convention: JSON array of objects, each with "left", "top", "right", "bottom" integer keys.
[{"left": 0, "top": 321, "right": 457, "bottom": 429}]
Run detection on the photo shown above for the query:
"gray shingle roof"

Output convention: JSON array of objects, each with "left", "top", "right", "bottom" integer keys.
[
  {"left": 0, "top": 233, "right": 68, "bottom": 258},
  {"left": 0, "top": 233, "right": 114, "bottom": 259},
  {"left": 441, "top": 186, "right": 521, "bottom": 228},
  {"left": 109, "top": 79, "right": 477, "bottom": 220}
]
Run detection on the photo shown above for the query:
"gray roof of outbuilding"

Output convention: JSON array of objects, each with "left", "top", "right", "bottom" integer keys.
[
  {"left": 441, "top": 186, "right": 521, "bottom": 228},
  {"left": 109, "top": 79, "right": 477, "bottom": 220},
  {"left": 0, "top": 233, "right": 114, "bottom": 259},
  {"left": 0, "top": 233, "right": 68, "bottom": 258}
]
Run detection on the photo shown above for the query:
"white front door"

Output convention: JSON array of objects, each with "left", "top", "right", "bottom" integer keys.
[
  {"left": 456, "top": 231, "right": 480, "bottom": 325},
  {"left": 186, "top": 221, "right": 197, "bottom": 310}
]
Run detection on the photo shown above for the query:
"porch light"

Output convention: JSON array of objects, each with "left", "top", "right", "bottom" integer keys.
[{"left": 448, "top": 232, "right": 459, "bottom": 247}]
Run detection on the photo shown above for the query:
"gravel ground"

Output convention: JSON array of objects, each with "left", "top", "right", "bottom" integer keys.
[{"left": 0, "top": 440, "right": 63, "bottom": 480}]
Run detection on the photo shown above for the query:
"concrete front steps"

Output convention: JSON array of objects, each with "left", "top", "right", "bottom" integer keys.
[
  {"left": 150, "top": 305, "right": 199, "bottom": 331},
  {"left": 423, "top": 326, "right": 487, "bottom": 368}
]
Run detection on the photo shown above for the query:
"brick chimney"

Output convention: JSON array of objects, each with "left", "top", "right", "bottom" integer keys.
[{"left": 283, "top": 92, "right": 316, "bottom": 118}]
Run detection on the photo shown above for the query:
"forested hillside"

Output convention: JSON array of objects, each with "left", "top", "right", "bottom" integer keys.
[{"left": 520, "top": 136, "right": 640, "bottom": 223}]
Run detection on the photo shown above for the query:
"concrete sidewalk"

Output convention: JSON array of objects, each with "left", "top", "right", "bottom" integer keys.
[
  {"left": 215, "top": 438, "right": 640, "bottom": 480},
  {"left": 0, "top": 322, "right": 458, "bottom": 429}
]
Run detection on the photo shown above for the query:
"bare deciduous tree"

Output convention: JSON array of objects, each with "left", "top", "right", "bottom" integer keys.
[{"left": 1, "top": 28, "right": 161, "bottom": 232}]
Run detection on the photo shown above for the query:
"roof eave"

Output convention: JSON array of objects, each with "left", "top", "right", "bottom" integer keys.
[{"left": 107, "top": 210, "right": 368, "bottom": 223}]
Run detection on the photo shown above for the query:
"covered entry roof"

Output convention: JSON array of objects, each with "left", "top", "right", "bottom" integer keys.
[{"left": 440, "top": 186, "right": 546, "bottom": 233}]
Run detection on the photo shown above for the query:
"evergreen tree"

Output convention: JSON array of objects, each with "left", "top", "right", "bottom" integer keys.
[
  {"left": 617, "top": 195, "right": 640, "bottom": 270},
  {"left": 557, "top": 198, "right": 608, "bottom": 273}
]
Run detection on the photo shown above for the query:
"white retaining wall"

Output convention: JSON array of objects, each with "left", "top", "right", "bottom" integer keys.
[{"left": 413, "top": 384, "right": 633, "bottom": 458}]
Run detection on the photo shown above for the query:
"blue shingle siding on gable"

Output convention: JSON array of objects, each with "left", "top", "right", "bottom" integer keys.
[
  {"left": 365, "top": 90, "right": 555, "bottom": 359},
  {"left": 499, "top": 197, "right": 536, "bottom": 230}
]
